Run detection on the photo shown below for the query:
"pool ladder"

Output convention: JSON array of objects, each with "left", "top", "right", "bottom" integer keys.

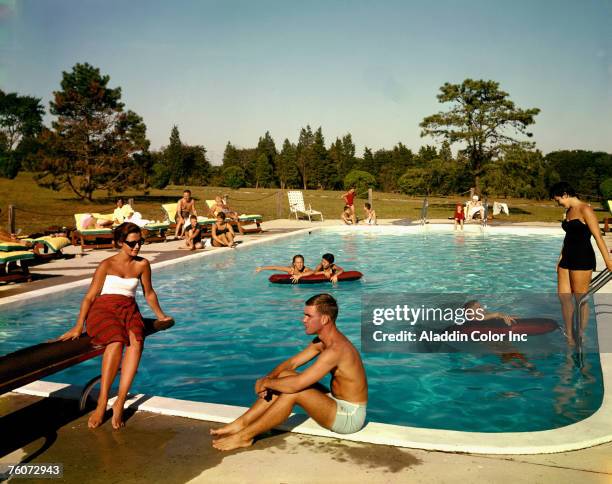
[{"left": 573, "top": 268, "right": 612, "bottom": 364}]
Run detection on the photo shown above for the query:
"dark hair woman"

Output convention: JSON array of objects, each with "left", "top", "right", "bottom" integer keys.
[
  {"left": 58, "top": 222, "right": 172, "bottom": 429},
  {"left": 550, "top": 182, "right": 612, "bottom": 346}
]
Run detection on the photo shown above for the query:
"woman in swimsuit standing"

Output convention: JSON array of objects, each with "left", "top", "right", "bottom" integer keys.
[
  {"left": 550, "top": 182, "right": 612, "bottom": 345},
  {"left": 255, "top": 254, "right": 313, "bottom": 283},
  {"left": 58, "top": 223, "right": 172, "bottom": 429}
]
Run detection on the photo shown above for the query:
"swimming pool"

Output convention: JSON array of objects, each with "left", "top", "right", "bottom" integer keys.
[{"left": 0, "top": 227, "right": 604, "bottom": 432}]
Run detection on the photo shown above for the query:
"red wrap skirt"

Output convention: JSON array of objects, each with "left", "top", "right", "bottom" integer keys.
[{"left": 86, "top": 294, "right": 145, "bottom": 346}]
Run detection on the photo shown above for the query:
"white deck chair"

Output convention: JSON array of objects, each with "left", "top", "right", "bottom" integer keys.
[{"left": 287, "top": 191, "right": 324, "bottom": 221}]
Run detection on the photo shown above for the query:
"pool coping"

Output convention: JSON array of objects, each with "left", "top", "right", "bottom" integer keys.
[{"left": 6, "top": 224, "right": 612, "bottom": 455}]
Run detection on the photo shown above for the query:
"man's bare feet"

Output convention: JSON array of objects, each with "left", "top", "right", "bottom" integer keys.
[
  {"left": 111, "top": 402, "right": 125, "bottom": 430},
  {"left": 209, "top": 420, "right": 244, "bottom": 437},
  {"left": 212, "top": 433, "right": 253, "bottom": 451},
  {"left": 88, "top": 406, "right": 106, "bottom": 429}
]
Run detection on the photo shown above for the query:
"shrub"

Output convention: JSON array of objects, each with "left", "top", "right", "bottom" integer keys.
[
  {"left": 343, "top": 170, "right": 376, "bottom": 198},
  {"left": 600, "top": 178, "right": 612, "bottom": 211},
  {"left": 222, "top": 166, "right": 246, "bottom": 189}
]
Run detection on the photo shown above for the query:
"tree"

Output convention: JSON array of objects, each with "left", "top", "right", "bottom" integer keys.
[
  {"left": 420, "top": 79, "right": 540, "bottom": 191},
  {"left": 255, "top": 152, "right": 273, "bottom": 188},
  {"left": 296, "top": 125, "right": 315, "bottom": 189},
  {"left": 257, "top": 131, "right": 277, "bottom": 186},
  {"left": 222, "top": 165, "right": 246, "bottom": 189},
  {"left": 276, "top": 139, "right": 300, "bottom": 189},
  {"left": 344, "top": 170, "right": 376, "bottom": 198},
  {"left": 0, "top": 89, "right": 45, "bottom": 178},
  {"left": 311, "top": 127, "right": 336, "bottom": 189},
  {"left": 36, "top": 63, "right": 149, "bottom": 200},
  {"left": 329, "top": 133, "right": 356, "bottom": 186}
]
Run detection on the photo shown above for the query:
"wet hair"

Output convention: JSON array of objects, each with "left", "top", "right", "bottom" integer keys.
[
  {"left": 463, "top": 300, "right": 480, "bottom": 310},
  {"left": 292, "top": 254, "right": 305, "bottom": 264},
  {"left": 217, "top": 212, "right": 226, "bottom": 220},
  {"left": 114, "top": 222, "right": 142, "bottom": 246},
  {"left": 549, "top": 182, "right": 576, "bottom": 199},
  {"left": 305, "top": 293, "right": 338, "bottom": 322},
  {"left": 183, "top": 189, "right": 192, "bottom": 195},
  {"left": 365, "top": 202, "right": 371, "bottom": 209},
  {"left": 322, "top": 253, "right": 334, "bottom": 264}
]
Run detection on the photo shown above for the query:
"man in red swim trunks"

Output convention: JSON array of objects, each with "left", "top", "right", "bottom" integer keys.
[{"left": 342, "top": 187, "right": 357, "bottom": 225}]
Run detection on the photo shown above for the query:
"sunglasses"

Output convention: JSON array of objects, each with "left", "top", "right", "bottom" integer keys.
[{"left": 124, "top": 238, "right": 145, "bottom": 248}]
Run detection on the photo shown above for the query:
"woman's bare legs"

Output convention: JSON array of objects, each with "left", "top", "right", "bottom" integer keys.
[
  {"left": 89, "top": 342, "right": 123, "bottom": 428},
  {"left": 112, "top": 331, "right": 143, "bottom": 429}
]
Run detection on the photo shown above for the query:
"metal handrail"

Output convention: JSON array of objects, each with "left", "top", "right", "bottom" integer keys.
[
  {"left": 482, "top": 197, "right": 489, "bottom": 228},
  {"left": 573, "top": 268, "right": 612, "bottom": 358},
  {"left": 419, "top": 197, "right": 428, "bottom": 226}
]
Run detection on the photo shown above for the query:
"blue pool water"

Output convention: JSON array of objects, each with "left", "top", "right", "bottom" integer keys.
[{"left": 0, "top": 228, "right": 604, "bottom": 432}]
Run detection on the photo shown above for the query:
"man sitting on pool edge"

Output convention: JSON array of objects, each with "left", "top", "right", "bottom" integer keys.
[{"left": 211, "top": 293, "right": 368, "bottom": 451}]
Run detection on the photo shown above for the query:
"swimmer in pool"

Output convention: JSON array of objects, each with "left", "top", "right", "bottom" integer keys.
[
  {"left": 211, "top": 294, "right": 368, "bottom": 451},
  {"left": 255, "top": 254, "right": 313, "bottom": 283},
  {"left": 313, "top": 253, "right": 344, "bottom": 284}
]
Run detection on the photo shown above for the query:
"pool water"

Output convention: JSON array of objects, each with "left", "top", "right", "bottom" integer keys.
[{"left": 0, "top": 228, "right": 604, "bottom": 432}]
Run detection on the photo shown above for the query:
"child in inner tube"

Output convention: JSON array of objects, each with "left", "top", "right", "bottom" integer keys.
[
  {"left": 255, "top": 254, "right": 314, "bottom": 283},
  {"left": 313, "top": 253, "right": 344, "bottom": 284}
]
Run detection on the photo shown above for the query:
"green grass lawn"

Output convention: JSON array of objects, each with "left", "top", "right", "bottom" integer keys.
[{"left": 0, "top": 172, "right": 594, "bottom": 235}]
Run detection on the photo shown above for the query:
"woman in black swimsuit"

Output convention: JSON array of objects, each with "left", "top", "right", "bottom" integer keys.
[
  {"left": 551, "top": 182, "right": 612, "bottom": 345},
  {"left": 255, "top": 254, "right": 313, "bottom": 283},
  {"left": 212, "top": 212, "right": 236, "bottom": 248}
]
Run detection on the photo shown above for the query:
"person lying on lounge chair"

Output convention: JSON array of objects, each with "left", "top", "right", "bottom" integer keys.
[
  {"left": 256, "top": 254, "right": 313, "bottom": 283},
  {"left": 210, "top": 294, "right": 368, "bottom": 451},
  {"left": 209, "top": 196, "right": 244, "bottom": 235},
  {"left": 81, "top": 213, "right": 113, "bottom": 229}
]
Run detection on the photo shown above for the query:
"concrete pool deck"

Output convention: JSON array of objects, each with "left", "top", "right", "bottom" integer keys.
[{"left": 1, "top": 219, "right": 612, "bottom": 482}]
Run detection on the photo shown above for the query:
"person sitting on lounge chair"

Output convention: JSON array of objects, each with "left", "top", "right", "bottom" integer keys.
[{"left": 113, "top": 198, "right": 134, "bottom": 225}]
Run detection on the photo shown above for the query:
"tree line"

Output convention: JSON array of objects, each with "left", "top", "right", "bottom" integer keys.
[{"left": 1, "top": 62, "right": 611, "bottom": 201}]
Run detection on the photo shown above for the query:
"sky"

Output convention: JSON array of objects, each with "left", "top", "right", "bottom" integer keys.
[{"left": 1, "top": 0, "right": 611, "bottom": 164}]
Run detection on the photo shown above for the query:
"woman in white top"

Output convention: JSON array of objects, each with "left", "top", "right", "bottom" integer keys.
[{"left": 58, "top": 222, "right": 172, "bottom": 430}]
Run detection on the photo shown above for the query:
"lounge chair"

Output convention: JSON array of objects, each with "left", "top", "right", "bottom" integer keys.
[
  {"left": 287, "top": 191, "right": 324, "bottom": 221},
  {"left": 141, "top": 221, "right": 170, "bottom": 243},
  {"left": 0, "top": 250, "right": 33, "bottom": 284},
  {"left": 205, "top": 199, "right": 263, "bottom": 234},
  {"left": 72, "top": 213, "right": 114, "bottom": 251},
  {"left": 493, "top": 201, "right": 510, "bottom": 217},
  {"left": 23, "top": 236, "right": 72, "bottom": 261},
  {"left": 604, "top": 200, "right": 612, "bottom": 234}
]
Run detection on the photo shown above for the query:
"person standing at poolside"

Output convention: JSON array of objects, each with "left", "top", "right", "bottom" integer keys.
[
  {"left": 551, "top": 182, "right": 612, "bottom": 346},
  {"left": 176, "top": 190, "right": 197, "bottom": 239},
  {"left": 57, "top": 222, "right": 172, "bottom": 429},
  {"left": 342, "top": 187, "right": 357, "bottom": 225},
  {"left": 211, "top": 294, "right": 368, "bottom": 451}
]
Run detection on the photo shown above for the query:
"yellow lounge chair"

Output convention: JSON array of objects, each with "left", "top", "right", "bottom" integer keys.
[
  {"left": 204, "top": 200, "right": 263, "bottom": 233},
  {"left": 604, "top": 200, "right": 612, "bottom": 234},
  {"left": 0, "top": 250, "right": 33, "bottom": 284},
  {"left": 23, "top": 236, "right": 72, "bottom": 260},
  {"left": 72, "top": 213, "right": 114, "bottom": 251}
]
